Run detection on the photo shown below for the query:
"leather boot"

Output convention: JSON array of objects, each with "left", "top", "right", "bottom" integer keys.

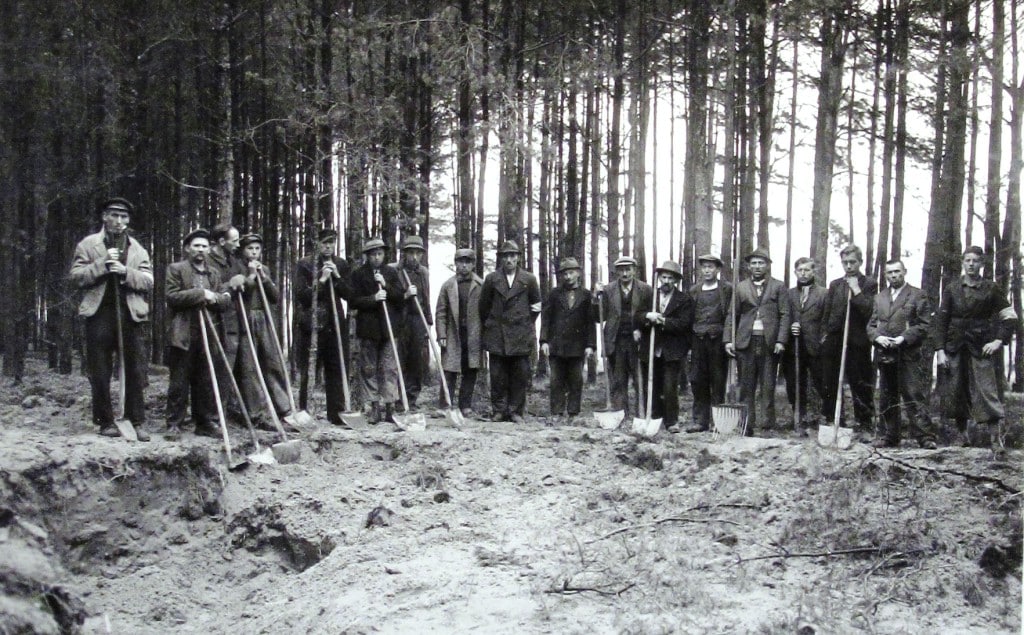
[
  {"left": 384, "top": 404, "right": 397, "bottom": 424},
  {"left": 368, "top": 403, "right": 381, "bottom": 425}
]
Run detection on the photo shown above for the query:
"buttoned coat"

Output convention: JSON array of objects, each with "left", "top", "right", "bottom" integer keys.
[
  {"left": 867, "top": 284, "right": 932, "bottom": 361},
  {"left": 821, "top": 274, "right": 878, "bottom": 348},
  {"left": 724, "top": 277, "right": 791, "bottom": 350},
  {"left": 391, "top": 262, "right": 433, "bottom": 337},
  {"left": 70, "top": 230, "right": 153, "bottom": 322},
  {"left": 932, "top": 276, "right": 1015, "bottom": 356},
  {"left": 597, "top": 280, "right": 653, "bottom": 356},
  {"left": 294, "top": 254, "right": 351, "bottom": 334},
  {"left": 208, "top": 247, "right": 248, "bottom": 360},
  {"left": 479, "top": 267, "right": 542, "bottom": 356},
  {"left": 540, "top": 285, "right": 597, "bottom": 358},
  {"left": 639, "top": 287, "right": 694, "bottom": 362},
  {"left": 687, "top": 280, "right": 732, "bottom": 338},
  {"left": 435, "top": 274, "right": 484, "bottom": 372},
  {"left": 165, "top": 261, "right": 230, "bottom": 351},
  {"left": 348, "top": 263, "right": 405, "bottom": 341},
  {"left": 786, "top": 284, "right": 827, "bottom": 357}
]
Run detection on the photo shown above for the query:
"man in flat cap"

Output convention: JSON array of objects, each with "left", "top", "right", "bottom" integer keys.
[
  {"left": 294, "top": 228, "right": 353, "bottom": 426},
  {"left": 348, "top": 238, "right": 405, "bottom": 424},
  {"left": 540, "top": 257, "right": 596, "bottom": 422},
  {"left": 70, "top": 198, "right": 154, "bottom": 440},
  {"left": 724, "top": 247, "right": 790, "bottom": 434},
  {"left": 640, "top": 261, "right": 693, "bottom": 433},
  {"left": 390, "top": 234, "right": 432, "bottom": 411},
  {"left": 595, "top": 255, "right": 652, "bottom": 423},
  {"left": 686, "top": 253, "right": 732, "bottom": 432},
  {"left": 479, "top": 240, "right": 542, "bottom": 423},
  {"left": 783, "top": 257, "right": 827, "bottom": 434},
  {"left": 164, "top": 229, "right": 232, "bottom": 439},
  {"left": 436, "top": 248, "right": 484, "bottom": 418}
]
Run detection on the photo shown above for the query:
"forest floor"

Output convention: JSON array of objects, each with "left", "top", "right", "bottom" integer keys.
[{"left": 1, "top": 356, "right": 1022, "bottom": 634}]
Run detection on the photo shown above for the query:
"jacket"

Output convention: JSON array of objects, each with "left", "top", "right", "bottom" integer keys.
[
  {"left": 348, "top": 263, "right": 404, "bottom": 341},
  {"left": 70, "top": 230, "right": 153, "bottom": 322},
  {"left": 540, "top": 285, "right": 596, "bottom": 358},
  {"left": 294, "top": 254, "right": 351, "bottom": 334},
  {"left": 640, "top": 287, "right": 694, "bottom": 362},
  {"left": 822, "top": 274, "right": 878, "bottom": 348},
  {"left": 165, "top": 260, "right": 230, "bottom": 351},
  {"left": 724, "top": 277, "right": 791, "bottom": 350},
  {"left": 867, "top": 284, "right": 932, "bottom": 362},
  {"left": 391, "top": 261, "right": 432, "bottom": 338},
  {"left": 479, "top": 267, "right": 542, "bottom": 356},
  {"left": 786, "top": 283, "right": 827, "bottom": 357},
  {"left": 597, "top": 280, "right": 653, "bottom": 356},
  {"left": 435, "top": 273, "right": 484, "bottom": 371},
  {"left": 933, "top": 276, "right": 1015, "bottom": 356},
  {"left": 208, "top": 247, "right": 248, "bottom": 360}
]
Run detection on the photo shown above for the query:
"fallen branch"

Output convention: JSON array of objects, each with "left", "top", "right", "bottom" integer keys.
[
  {"left": 588, "top": 516, "right": 743, "bottom": 544},
  {"left": 545, "top": 579, "right": 635, "bottom": 597},
  {"left": 728, "top": 546, "right": 927, "bottom": 566},
  {"left": 870, "top": 450, "right": 1020, "bottom": 495}
]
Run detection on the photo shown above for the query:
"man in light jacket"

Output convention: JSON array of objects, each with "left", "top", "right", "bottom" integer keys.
[{"left": 436, "top": 248, "right": 484, "bottom": 418}]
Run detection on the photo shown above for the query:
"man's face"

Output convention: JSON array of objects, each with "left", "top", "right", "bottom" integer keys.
[
  {"left": 616, "top": 265, "right": 635, "bottom": 284},
  {"left": 962, "top": 253, "right": 983, "bottom": 277},
  {"left": 500, "top": 252, "right": 519, "bottom": 273},
  {"left": 884, "top": 263, "right": 906, "bottom": 289},
  {"left": 186, "top": 238, "right": 210, "bottom": 264},
  {"left": 748, "top": 257, "right": 768, "bottom": 279},
  {"left": 795, "top": 262, "right": 815, "bottom": 285},
  {"left": 366, "top": 248, "right": 386, "bottom": 268},
  {"left": 220, "top": 228, "right": 240, "bottom": 254},
  {"left": 841, "top": 252, "right": 862, "bottom": 276},
  {"left": 317, "top": 238, "right": 336, "bottom": 258},
  {"left": 561, "top": 268, "right": 581, "bottom": 287},
  {"left": 404, "top": 249, "right": 424, "bottom": 267},
  {"left": 658, "top": 272, "right": 678, "bottom": 290},
  {"left": 243, "top": 243, "right": 262, "bottom": 262},
  {"left": 455, "top": 259, "right": 473, "bottom": 277},
  {"left": 700, "top": 262, "right": 719, "bottom": 283},
  {"left": 102, "top": 207, "right": 130, "bottom": 236}
]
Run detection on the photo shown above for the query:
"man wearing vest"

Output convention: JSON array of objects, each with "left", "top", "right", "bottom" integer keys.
[{"left": 686, "top": 254, "right": 732, "bottom": 433}]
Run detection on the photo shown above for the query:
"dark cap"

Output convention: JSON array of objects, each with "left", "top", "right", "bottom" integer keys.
[
  {"left": 401, "top": 235, "right": 425, "bottom": 251},
  {"left": 745, "top": 247, "right": 772, "bottom": 263},
  {"left": 558, "top": 257, "right": 581, "bottom": 272},
  {"left": 98, "top": 197, "right": 134, "bottom": 215},
  {"left": 317, "top": 228, "right": 339, "bottom": 242},
  {"left": 361, "top": 237, "right": 387, "bottom": 253},
  {"left": 454, "top": 248, "right": 476, "bottom": 261},
  {"left": 497, "top": 240, "right": 521, "bottom": 255},
  {"left": 697, "top": 253, "right": 723, "bottom": 267},
  {"left": 655, "top": 260, "right": 682, "bottom": 278},
  {"left": 239, "top": 233, "right": 263, "bottom": 248},
  {"left": 183, "top": 228, "right": 210, "bottom": 246}
]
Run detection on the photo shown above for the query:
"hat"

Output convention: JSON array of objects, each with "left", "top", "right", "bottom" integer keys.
[
  {"left": 745, "top": 247, "right": 772, "bottom": 263},
  {"left": 558, "top": 257, "right": 581, "bottom": 272},
  {"left": 317, "top": 228, "right": 339, "bottom": 242},
  {"left": 239, "top": 233, "right": 263, "bottom": 248},
  {"left": 655, "top": 260, "right": 682, "bottom": 278},
  {"left": 497, "top": 240, "right": 520, "bottom": 255},
  {"left": 454, "top": 248, "right": 475, "bottom": 261},
  {"left": 614, "top": 255, "right": 637, "bottom": 268},
  {"left": 361, "top": 237, "right": 387, "bottom": 253},
  {"left": 697, "top": 253, "right": 723, "bottom": 267},
  {"left": 98, "top": 197, "right": 134, "bottom": 215},
  {"left": 183, "top": 228, "right": 210, "bottom": 246},
  {"left": 401, "top": 235, "right": 425, "bottom": 251}
]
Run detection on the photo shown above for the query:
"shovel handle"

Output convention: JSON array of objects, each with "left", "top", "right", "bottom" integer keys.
[
  {"left": 255, "top": 274, "right": 299, "bottom": 413},
  {"left": 111, "top": 280, "right": 128, "bottom": 421},
  {"left": 833, "top": 288, "right": 852, "bottom": 431},
  {"left": 379, "top": 280, "right": 411, "bottom": 413},
  {"left": 201, "top": 308, "right": 261, "bottom": 450},
  {"left": 401, "top": 269, "right": 455, "bottom": 409},
  {"left": 644, "top": 284, "right": 658, "bottom": 426},
  {"left": 596, "top": 294, "right": 613, "bottom": 409},
  {"left": 327, "top": 281, "right": 355, "bottom": 411},
  {"left": 198, "top": 310, "right": 236, "bottom": 465},
  {"left": 237, "top": 293, "right": 288, "bottom": 441}
]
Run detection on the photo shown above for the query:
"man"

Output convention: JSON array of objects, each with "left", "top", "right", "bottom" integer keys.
[
  {"left": 436, "top": 248, "right": 484, "bottom": 418},
  {"left": 348, "top": 238, "right": 404, "bottom": 424},
  {"left": 724, "top": 248, "right": 790, "bottom": 434},
  {"left": 686, "top": 254, "right": 732, "bottom": 432},
  {"left": 867, "top": 259, "right": 935, "bottom": 449},
  {"left": 479, "top": 240, "right": 542, "bottom": 423},
  {"left": 69, "top": 198, "right": 154, "bottom": 440},
  {"left": 208, "top": 223, "right": 247, "bottom": 420},
  {"left": 933, "top": 246, "right": 1017, "bottom": 447},
  {"left": 164, "top": 229, "right": 232, "bottom": 439},
  {"left": 539, "top": 257, "right": 596, "bottom": 422},
  {"left": 294, "top": 228, "right": 353, "bottom": 426},
  {"left": 595, "top": 256, "right": 652, "bottom": 422},
  {"left": 640, "top": 261, "right": 693, "bottom": 433},
  {"left": 820, "top": 245, "right": 877, "bottom": 435},
  {"left": 783, "top": 257, "right": 827, "bottom": 433},
  {"left": 390, "top": 235, "right": 432, "bottom": 410},
  {"left": 235, "top": 233, "right": 292, "bottom": 428}
]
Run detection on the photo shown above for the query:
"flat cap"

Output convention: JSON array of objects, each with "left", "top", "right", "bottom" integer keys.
[
  {"left": 183, "top": 228, "right": 210, "bottom": 246},
  {"left": 745, "top": 247, "right": 772, "bottom": 263},
  {"left": 697, "top": 253, "right": 723, "bottom": 267},
  {"left": 454, "top": 248, "right": 476, "bottom": 261},
  {"left": 655, "top": 260, "right": 682, "bottom": 278},
  {"left": 614, "top": 255, "right": 637, "bottom": 268},
  {"left": 317, "top": 228, "right": 338, "bottom": 242},
  {"left": 361, "top": 237, "right": 387, "bottom": 253},
  {"left": 497, "top": 240, "right": 521, "bottom": 255},
  {"left": 558, "top": 257, "right": 581, "bottom": 272},
  {"left": 98, "top": 197, "right": 134, "bottom": 215},
  {"left": 239, "top": 233, "right": 263, "bottom": 248},
  {"left": 401, "top": 235, "right": 425, "bottom": 250}
]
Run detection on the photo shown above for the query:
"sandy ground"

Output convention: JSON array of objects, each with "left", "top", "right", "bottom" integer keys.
[{"left": 1, "top": 357, "right": 1021, "bottom": 634}]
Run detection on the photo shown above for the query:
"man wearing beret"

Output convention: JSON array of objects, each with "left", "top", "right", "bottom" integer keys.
[
  {"left": 724, "top": 248, "right": 790, "bottom": 434},
  {"left": 164, "top": 229, "right": 232, "bottom": 439},
  {"left": 641, "top": 261, "right": 693, "bottom": 432},
  {"left": 595, "top": 255, "right": 652, "bottom": 423},
  {"left": 70, "top": 198, "right": 154, "bottom": 440},
  {"left": 479, "top": 240, "right": 542, "bottom": 423},
  {"left": 686, "top": 253, "right": 732, "bottom": 432},
  {"left": 294, "top": 228, "right": 353, "bottom": 426},
  {"left": 540, "top": 257, "right": 596, "bottom": 422},
  {"left": 390, "top": 234, "right": 432, "bottom": 411},
  {"left": 436, "top": 248, "right": 484, "bottom": 417}
]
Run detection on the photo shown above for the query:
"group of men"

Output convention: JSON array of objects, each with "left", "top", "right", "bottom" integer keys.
[{"left": 73, "top": 198, "right": 1016, "bottom": 449}]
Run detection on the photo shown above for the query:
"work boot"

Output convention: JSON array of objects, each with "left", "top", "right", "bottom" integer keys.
[
  {"left": 134, "top": 425, "right": 151, "bottom": 442},
  {"left": 163, "top": 424, "right": 182, "bottom": 441},
  {"left": 684, "top": 422, "right": 709, "bottom": 433},
  {"left": 384, "top": 404, "right": 397, "bottom": 424},
  {"left": 193, "top": 420, "right": 220, "bottom": 438},
  {"left": 368, "top": 403, "right": 381, "bottom": 425},
  {"left": 99, "top": 425, "right": 120, "bottom": 438}
]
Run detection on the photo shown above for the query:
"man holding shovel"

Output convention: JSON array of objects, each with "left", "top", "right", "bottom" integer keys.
[
  {"left": 70, "top": 198, "right": 154, "bottom": 440},
  {"left": 436, "top": 248, "right": 484, "bottom": 418},
  {"left": 539, "top": 257, "right": 596, "bottom": 423},
  {"left": 208, "top": 223, "right": 248, "bottom": 423},
  {"left": 595, "top": 256, "right": 652, "bottom": 425},
  {"left": 640, "top": 261, "right": 693, "bottom": 433},
  {"left": 686, "top": 254, "right": 732, "bottom": 433},
  {"left": 391, "top": 235, "right": 432, "bottom": 411}
]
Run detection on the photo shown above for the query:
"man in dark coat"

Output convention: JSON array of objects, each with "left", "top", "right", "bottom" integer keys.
[
  {"left": 687, "top": 254, "right": 732, "bottom": 432},
  {"left": 640, "top": 261, "right": 693, "bottom": 433},
  {"left": 595, "top": 256, "right": 652, "bottom": 421},
  {"left": 479, "top": 240, "right": 542, "bottom": 423},
  {"left": 540, "top": 257, "right": 596, "bottom": 421},
  {"left": 348, "top": 238, "right": 405, "bottom": 424},
  {"left": 164, "top": 229, "right": 232, "bottom": 439},
  {"left": 390, "top": 235, "right": 432, "bottom": 410},
  {"left": 294, "top": 228, "right": 353, "bottom": 426},
  {"left": 867, "top": 259, "right": 935, "bottom": 448},
  {"left": 724, "top": 248, "right": 790, "bottom": 434},
  {"left": 69, "top": 198, "right": 154, "bottom": 440},
  {"left": 820, "top": 244, "right": 877, "bottom": 435},
  {"left": 783, "top": 257, "right": 827, "bottom": 432},
  {"left": 207, "top": 223, "right": 247, "bottom": 421},
  {"left": 933, "top": 246, "right": 1017, "bottom": 447},
  {"left": 436, "top": 248, "right": 484, "bottom": 417}
]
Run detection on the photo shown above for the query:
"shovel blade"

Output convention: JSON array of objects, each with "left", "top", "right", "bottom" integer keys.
[
  {"left": 271, "top": 440, "right": 303, "bottom": 464},
  {"left": 247, "top": 447, "right": 277, "bottom": 465},
  {"left": 444, "top": 408, "right": 465, "bottom": 429},
  {"left": 393, "top": 412, "right": 427, "bottom": 432},
  {"left": 340, "top": 411, "right": 369, "bottom": 430},
  {"left": 594, "top": 410, "right": 625, "bottom": 430},
  {"left": 631, "top": 417, "right": 662, "bottom": 437},
  {"left": 817, "top": 424, "right": 854, "bottom": 450},
  {"left": 712, "top": 404, "right": 746, "bottom": 437},
  {"left": 114, "top": 418, "right": 138, "bottom": 442},
  {"left": 284, "top": 410, "right": 317, "bottom": 432}
]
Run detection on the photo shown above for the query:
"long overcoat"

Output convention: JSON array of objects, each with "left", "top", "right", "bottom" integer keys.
[{"left": 435, "top": 274, "right": 484, "bottom": 372}]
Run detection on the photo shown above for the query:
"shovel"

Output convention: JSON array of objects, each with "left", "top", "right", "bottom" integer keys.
[
  {"left": 200, "top": 309, "right": 275, "bottom": 466},
  {"left": 255, "top": 274, "right": 316, "bottom": 430},
  {"left": 818, "top": 288, "right": 854, "bottom": 450},
  {"left": 793, "top": 335, "right": 801, "bottom": 431},
  {"left": 713, "top": 240, "right": 747, "bottom": 439},
  {"left": 631, "top": 289, "right": 661, "bottom": 438},
  {"left": 380, "top": 282, "right": 427, "bottom": 431},
  {"left": 593, "top": 294, "right": 624, "bottom": 430},
  {"left": 401, "top": 270, "right": 463, "bottom": 428},
  {"left": 236, "top": 296, "right": 304, "bottom": 463},
  {"left": 327, "top": 281, "right": 368, "bottom": 429},
  {"left": 197, "top": 310, "right": 249, "bottom": 471},
  {"left": 110, "top": 282, "right": 138, "bottom": 441}
]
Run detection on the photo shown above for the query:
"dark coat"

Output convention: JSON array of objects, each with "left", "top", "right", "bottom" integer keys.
[
  {"left": 294, "top": 254, "right": 351, "bottom": 334},
  {"left": 540, "top": 285, "right": 596, "bottom": 358},
  {"left": 165, "top": 260, "right": 230, "bottom": 351},
  {"left": 435, "top": 274, "right": 484, "bottom": 371},
  {"left": 390, "top": 262, "right": 432, "bottom": 338},
  {"left": 724, "top": 277, "right": 791, "bottom": 350},
  {"left": 822, "top": 274, "right": 878, "bottom": 348},
  {"left": 207, "top": 247, "right": 248, "bottom": 360},
  {"left": 597, "top": 280, "right": 653, "bottom": 356},
  {"left": 687, "top": 280, "right": 732, "bottom": 338},
  {"left": 933, "top": 276, "right": 1015, "bottom": 356},
  {"left": 867, "top": 284, "right": 932, "bottom": 362},
  {"left": 348, "top": 263, "right": 404, "bottom": 341},
  {"left": 640, "top": 287, "right": 694, "bottom": 362},
  {"left": 479, "top": 267, "right": 542, "bottom": 356},
  {"left": 239, "top": 264, "right": 280, "bottom": 310},
  {"left": 786, "top": 284, "right": 827, "bottom": 357}
]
